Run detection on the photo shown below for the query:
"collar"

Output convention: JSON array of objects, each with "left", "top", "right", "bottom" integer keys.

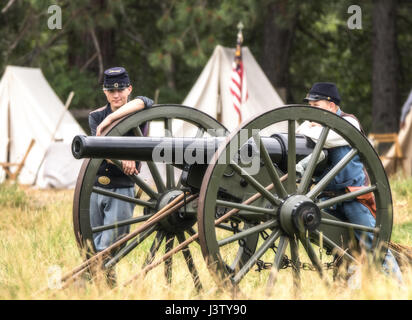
[
  {"left": 336, "top": 107, "right": 342, "bottom": 116},
  {"left": 105, "top": 103, "right": 114, "bottom": 114}
]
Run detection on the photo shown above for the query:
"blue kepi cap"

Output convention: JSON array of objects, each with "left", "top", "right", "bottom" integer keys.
[
  {"left": 103, "top": 67, "right": 130, "bottom": 90},
  {"left": 303, "top": 82, "right": 341, "bottom": 105}
]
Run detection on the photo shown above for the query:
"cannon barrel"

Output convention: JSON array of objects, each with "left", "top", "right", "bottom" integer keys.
[
  {"left": 72, "top": 134, "right": 317, "bottom": 172},
  {"left": 73, "top": 135, "right": 227, "bottom": 162}
]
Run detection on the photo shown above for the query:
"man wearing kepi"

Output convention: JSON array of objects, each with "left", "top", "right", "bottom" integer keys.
[
  {"left": 88, "top": 67, "right": 153, "bottom": 253},
  {"left": 296, "top": 82, "right": 403, "bottom": 284}
]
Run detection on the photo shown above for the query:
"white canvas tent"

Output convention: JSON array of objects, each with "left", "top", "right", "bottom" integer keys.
[
  {"left": 181, "top": 45, "right": 286, "bottom": 133},
  {"left": 0, "top": 66, "right": 85, "bottom": 188},
  {"left": 383, "top": 95, "right": 412, "bottom": 175}
]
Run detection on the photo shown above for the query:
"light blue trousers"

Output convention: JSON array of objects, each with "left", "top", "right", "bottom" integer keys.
[
  {"left": 327, "top": 199, "right": 403, "bottom": 284},
  {"left": 90, "top": 187, "right": 135, "bottom": 252}
]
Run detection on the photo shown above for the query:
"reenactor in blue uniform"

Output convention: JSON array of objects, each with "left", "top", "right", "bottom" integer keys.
[
  {"left": 297, "top": 82, "right": 403, "bottom": 285},
  {"left": 88, "top": 67, "right": 153, "bottom": 285}
]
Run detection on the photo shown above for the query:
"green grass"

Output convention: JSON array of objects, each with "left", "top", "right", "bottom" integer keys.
[
  {"left": 0, "top": 182, "right": 30, "bottom": 209},
  {"left": 389, "top": 174, "right": 412, "bottom": 246},
  {"left": 390, "top": 174, "right": 412, "bottom": 198},
  {"left": 0, "top": 175, "right": 411, "bottom": 300},
  {"left": 392, "top": 222, "right": 412, "bottom": 245}
]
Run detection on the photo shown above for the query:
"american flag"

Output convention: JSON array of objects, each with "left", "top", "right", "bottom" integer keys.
[{"left": 230, "top": 24, "right": 248, "bottom": 124}]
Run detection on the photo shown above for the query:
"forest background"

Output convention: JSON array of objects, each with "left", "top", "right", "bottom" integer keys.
[{"left": 1, "top": 0, "right": 411, "bottom": 135}]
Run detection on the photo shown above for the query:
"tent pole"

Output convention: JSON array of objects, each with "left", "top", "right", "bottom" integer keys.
[
  {"left": 217, "top": 90, "right": 222, "bottom": 123},
  {"left": 3, "top": 101, "right": 11, "bottom": 180},
  {"left": 154, "top": 88, "right": 160, "bottom": 104},
  {"left": 32, "top": 91, "right": 75, "bottom": 185},
  {"left": 7, "top": 100, "right": 10, "bottom": 165}
]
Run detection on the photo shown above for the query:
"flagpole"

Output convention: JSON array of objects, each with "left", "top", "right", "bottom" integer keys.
[{"left": 236, "top": 21, "right": 244, "bottom": 48}]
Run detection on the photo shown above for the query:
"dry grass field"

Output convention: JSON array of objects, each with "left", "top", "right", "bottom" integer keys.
[{"left": 0, "top": 173, "right": 411, "bottom": 300}]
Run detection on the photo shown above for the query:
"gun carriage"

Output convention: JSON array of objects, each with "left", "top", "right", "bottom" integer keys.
[{"left": 71, "top": 105, "right": 393, "bottom": 293}]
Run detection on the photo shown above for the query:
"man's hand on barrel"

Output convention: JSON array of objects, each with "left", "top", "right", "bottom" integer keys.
[{"left": 121, "top": 160, "right": 139, "bottom": 175}]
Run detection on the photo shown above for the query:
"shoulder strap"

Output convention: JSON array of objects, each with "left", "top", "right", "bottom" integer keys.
[
  {"left": 89, "top": 104, "right": 107, "bottom": 115},
  {"left": 340, "top": 110, "right": 366, "bottom": 136}
]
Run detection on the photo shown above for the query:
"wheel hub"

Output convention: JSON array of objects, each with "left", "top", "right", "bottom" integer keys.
[
  {"left": 279, "top": 195, "right": 321, "bottom": 235},
  {"left": 156, "top": 190, "right": 197, "bottom": 233}
]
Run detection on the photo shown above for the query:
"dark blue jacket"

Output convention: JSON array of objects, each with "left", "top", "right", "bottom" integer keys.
[{"left": 88, "top": 96, "right": 153, "bottom": 188}]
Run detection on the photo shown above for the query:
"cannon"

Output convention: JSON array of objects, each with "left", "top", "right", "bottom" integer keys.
[
  {"left": 72, "top": 133, "right": 325, "bottom": 190},
  {"left": 71, "top": 104, "right": 393, "bottom": 293}
]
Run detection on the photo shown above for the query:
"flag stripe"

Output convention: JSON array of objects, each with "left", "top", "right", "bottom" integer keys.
[{"left": 230, "top": 51, "right": 248, "bottom": 125}]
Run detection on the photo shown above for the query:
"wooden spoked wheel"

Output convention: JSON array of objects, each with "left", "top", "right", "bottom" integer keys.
[
  {"left": 198, "top": 105, "right": 393, "bottom": 293},
  {"left": 73, "top": 105, "right": 228, "bottom": 289}
]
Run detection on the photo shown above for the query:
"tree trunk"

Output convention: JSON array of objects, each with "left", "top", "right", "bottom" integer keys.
[
  {"left": 67, "top": 31, "right": 93, "bottom": 69},
  {"left": 261, "top": 0, "right": 297, "bottom": 103},
  {"left": 67, "top": 0, "right": 116, "bottom": 79},
  {"left": 372, "top": 0, "right": 400, "bottom": 133}
]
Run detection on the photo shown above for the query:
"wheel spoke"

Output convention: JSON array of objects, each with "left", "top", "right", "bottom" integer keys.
[
  {"left": 133, "top": 126, "right": 166, "bottom": 193},
  {"left": 104, "top": 225, "right": 157, "bottom": 269},
  {"left": 166, "top": 164, "right": 175, "bottom": 189},
  {"left": 290, "top": 236, "right": 301, "bottom": 291},
  {"left": 129, "top": 173, "right": 160, "bottom": 200},
  {"left": 234, "top": 212, "right": 271, "bottom": 221},
  {"left": 317, "top": 185, "right": 377, "bottom": 209},
  {"left": 176, "top": 233, "right": 203, "bottom": 292},
  {"left": 131, "top": 234, "right": 200, "bottom": 286},
  {"left": 216, "top": 223, "right": 240, "bottom": 232},
  {"left": 287, "top": 120, "right": 296, "bottom": 193},
  {"left": 164, "top": 118, "right": 175, "bottom": 189},
  {"left": 297, "top": 126, "right": 330, "bottom": 194},
  {"left": 147, "top": 161, "right": 167, "bottom": 193},
  {"left": 186, "top": 228, "right": 201, "bottom": 244},
  {"left": 111, "top": 159, "right": 159, "bottom": 199},
  {"left": 164, "top": 234, "right": 174, "bottom": 284},
  {"left": 184, "top": 126, "right": 205, "bottom": 189},
  {"left": 195, "top": 126, "right": 205, "bottom": 138},
  {"left": 230, "top": 161, "right": 282, "bottom": 206},
  {"left": 266, "top": 235, "right": 289, "bottom": 293},
  {"left": 232, "top": 229, "right": 281, "bottom": 284},
  {"left": 253, "top": 132, "right": 288, "bottom": 199},
  {"left": 186, "top": 227, "right": 197, "bottom": 236},
  {"left": 175, "top": 167, "right": 184, "bottom": 189},
  {"left": 313, "top": 230, "right": 359, "bottom": 265},
  {"left": 299, "top": 233, "right": 325, "bottom": 279},
  {"left": 92, "top": 213, "right": 153, "bottom": 233},
  {"left": 216, "top": 199, "right": 276, "bottom": 215},
  {"left": 306, "top": 149, "right": 358, "bottom": 200},
  {"left": 143, "top": 230, "right": 166, "bottom": 267},
  {"left": 92, "top": 187, "right": 156, "bottom": 208},
  {"left": 320, "top": 217, "right": 379, "bottom": 233},
  {"left": 181, "top": 125, "right": 205, "bottom": 190},
  {"left": 218, "top": 220, "right": 278, "bottom": 247}
]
